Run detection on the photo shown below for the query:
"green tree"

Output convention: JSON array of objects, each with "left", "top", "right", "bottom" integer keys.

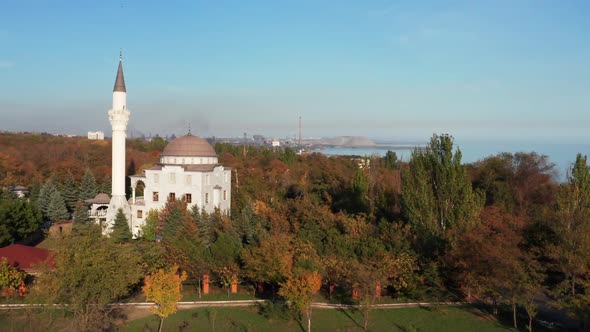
[
  {"left": 72, "top": 199, "right": 89, "bottom": 224},
  {"left": 110, "top": 208, "right": 132, "bottom": 243},
  {"left": 384, "top": 150, "right": 399, "bottom": 170},
  {"left": 78, "top": 169, "right": 98, "bottom": 202},
  {"left": 46, "top": 189, "right": 69, "bottom": 222},
  {"left": 140, "top": 209, "right": 159, "bottom": 241},
  {"left": 0, "top": 194, "right": 43, "bottom": 246},
  {"left": 401, "top": 134, "right": 483, "bottom": 254},
  {"left": 37, "top": 178, "right": 57, "bottom": 218},
  {"left": 548, "top": 153, "right": 590, "bottom": 322},
  {"left": 60, "top": 173, "right": 79, "bottom": 212},
  {"left": 31, "top": 224, "right": 143, "bottom": 331}
]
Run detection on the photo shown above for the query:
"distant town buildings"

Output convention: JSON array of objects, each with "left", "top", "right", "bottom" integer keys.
[{"left": 87, "top": 131, "right": 105, "bottom": 140}]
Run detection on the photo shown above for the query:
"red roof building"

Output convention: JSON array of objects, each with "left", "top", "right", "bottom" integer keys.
[{"left": 0, "top": 244, "right": 55, "bottom": 273}]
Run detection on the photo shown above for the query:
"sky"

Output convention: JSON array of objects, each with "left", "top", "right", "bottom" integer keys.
[{"left": 1, "top": 0, "right": 589, "bottom": 143}]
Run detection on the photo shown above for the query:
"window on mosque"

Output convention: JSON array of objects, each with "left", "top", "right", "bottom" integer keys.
[
  {"left": 185, "top": 193, "right": 192, "bottom": 203},
  {"left": 169, "top": 193, "right": 176, "bottom": 201},
  {"left": 137, "top": 210, "right": 143, "bottom": 218},
  {"left": 205, "top": 193, "right": 209, "bottom": 204},
  {"left": 223, "top": 190, "right": 227, "bottom": 200},
  {"left": 153, "top": 192, "right": 159, "bottom": 202}
]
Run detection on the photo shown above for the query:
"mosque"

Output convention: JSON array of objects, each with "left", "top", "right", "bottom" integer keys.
[{"left": 88, "top": 54, "right": 231, "bottom": 237}]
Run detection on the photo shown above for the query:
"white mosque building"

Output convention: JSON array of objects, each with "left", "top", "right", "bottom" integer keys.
[
  {"left": 88, "top": 54, "right": 231, "bottom": 237},
  {"left": 128, "top": 134, "right": 232, "bottom": 235}
]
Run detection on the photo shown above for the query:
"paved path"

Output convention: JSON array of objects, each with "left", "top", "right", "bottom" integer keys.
[{"left": 0, "top": 300, "right": 465, "bottom": 310}]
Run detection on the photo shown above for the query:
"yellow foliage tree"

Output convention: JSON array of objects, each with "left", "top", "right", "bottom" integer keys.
[
  {"left": 279, "top": 271, "right": 322, "bottom": 332},
  {"left": 142, "top": 265, "right": 188, "bottom": 332}
]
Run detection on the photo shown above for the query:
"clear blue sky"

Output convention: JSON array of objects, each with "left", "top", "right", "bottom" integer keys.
[{"left": 1, "top": 0, "right": 589, "bottom": 143}]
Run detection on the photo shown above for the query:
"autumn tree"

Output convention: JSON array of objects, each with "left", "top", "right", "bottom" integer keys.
[
  {"left": 31, "top": 224, "right": 143, "bottom": 331},
  {"left": 110, "top": 208, "right": 132, "bottom": 243},
  {"left": 0, "top": 257, "right": 26, "bottom": 295},
  {"left": 279, "top": 271, "right": 322, "bottom": 332},
  {"left": 142, "top": 265, "right": 188, "bottom": 332},
  {"left": 242, "top": 233, "right": 294, "bottom": 293},
  {"left": 401, "top": 134, "right": 484, "bottom": 255}
]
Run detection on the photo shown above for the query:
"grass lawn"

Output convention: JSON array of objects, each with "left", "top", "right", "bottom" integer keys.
[{"left": 121, "top": 305, "right": 518, "bottom": 332}]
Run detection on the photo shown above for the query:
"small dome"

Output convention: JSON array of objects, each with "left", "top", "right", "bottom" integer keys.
[{"left": 161, "top": 135, "right": 217, "bottom": 158}]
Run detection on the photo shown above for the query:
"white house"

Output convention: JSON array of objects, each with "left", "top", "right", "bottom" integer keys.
[{"left": 87, "top": 131, "right": 105, "bottom": 140}]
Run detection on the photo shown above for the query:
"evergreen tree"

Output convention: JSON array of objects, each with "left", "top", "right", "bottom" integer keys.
[
  {"left": 60, "top": 173, "right": 79, "bottom": 213},
  {"left": 100, "top": 176, "right": 112, "bottom": 196},
  {"left": 110, "top": 208, "right": 132, "bottom": 243},
  {"left": 38, "top": 179, "right": 58, "bottom": 219},
  {"left": 78, "top": 169, "right": 98, "bottom": 202},
  {"left": 73, "top": 200, "right": 89, "bottom": 224},
  {"left": 47, "top": 189, "right": 69, "bottom": 222}
]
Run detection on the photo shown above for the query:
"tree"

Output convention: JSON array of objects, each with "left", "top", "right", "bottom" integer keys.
[
  {"left": 78, "top": 169, "right": 98, "bottom": 202},
  {"left": 110, "top": 208, "right": 132, "bottom": 243},
  {"left": 384, "top": 150, "right": 399, "bottom": 170},
  {"left": 140, "top": 209, "right": 159, "bottom": 241},
  {"left": 46, "top": 189, "right": 69, "bottom": 222},
  {"left": 142, "top": 265, "right": 187, "bottom": 332},
  {"left": 37, "top": 178, "right": 58, "bottom": 219},
  {"left": 548, "top": 154, "right": 590, "bottom": 322},
  {"left": 0, "top": 257, "right": 26, "bottom": 293},
  {"left": 72, "top": 199, "right": 89, "bottom": 224},
  {"left": 242, "top": 234, "right": 294, "bottom": 290},
  {"left": 60, "top": 173, "right": 79, "bottom": 212},
  {"left": 279, "top": 271, "right": 322, "bottom": 332},
  {"left": 30, "top": 224, "right": 143, "bottom": 331},
  {"left": 401, "top": 134, "right": 483, "bottom": 255},
  {"left": 0, "top": 193, "right": 43, "bottom": 246}
]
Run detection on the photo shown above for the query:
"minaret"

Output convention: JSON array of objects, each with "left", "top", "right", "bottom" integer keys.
[{"left": 106, "top": 51, "right": 132, "bottom": 231}]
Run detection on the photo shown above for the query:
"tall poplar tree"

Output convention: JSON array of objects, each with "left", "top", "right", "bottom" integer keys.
[
  {"left": 401, "top": 134, "right": 483, "bottom": 254},
  {"left": 549, "top": 153, "right": 590, "bottom": 321}
]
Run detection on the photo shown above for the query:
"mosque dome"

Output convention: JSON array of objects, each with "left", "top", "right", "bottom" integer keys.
[{"left": 160, "top": 135, "right": 218, "bottom": 165}]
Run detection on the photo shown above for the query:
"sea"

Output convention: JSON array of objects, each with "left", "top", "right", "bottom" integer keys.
[{"left": 315, "top": 141, "right": 590, "bottom": 183}]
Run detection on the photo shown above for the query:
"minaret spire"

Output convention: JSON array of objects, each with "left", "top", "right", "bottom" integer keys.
[
  {"left": 113, "top": 50, "right": 126, "bottom": 92},
  {"left": 107, "top": 51, "right": 131, "bottom": 235}
]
